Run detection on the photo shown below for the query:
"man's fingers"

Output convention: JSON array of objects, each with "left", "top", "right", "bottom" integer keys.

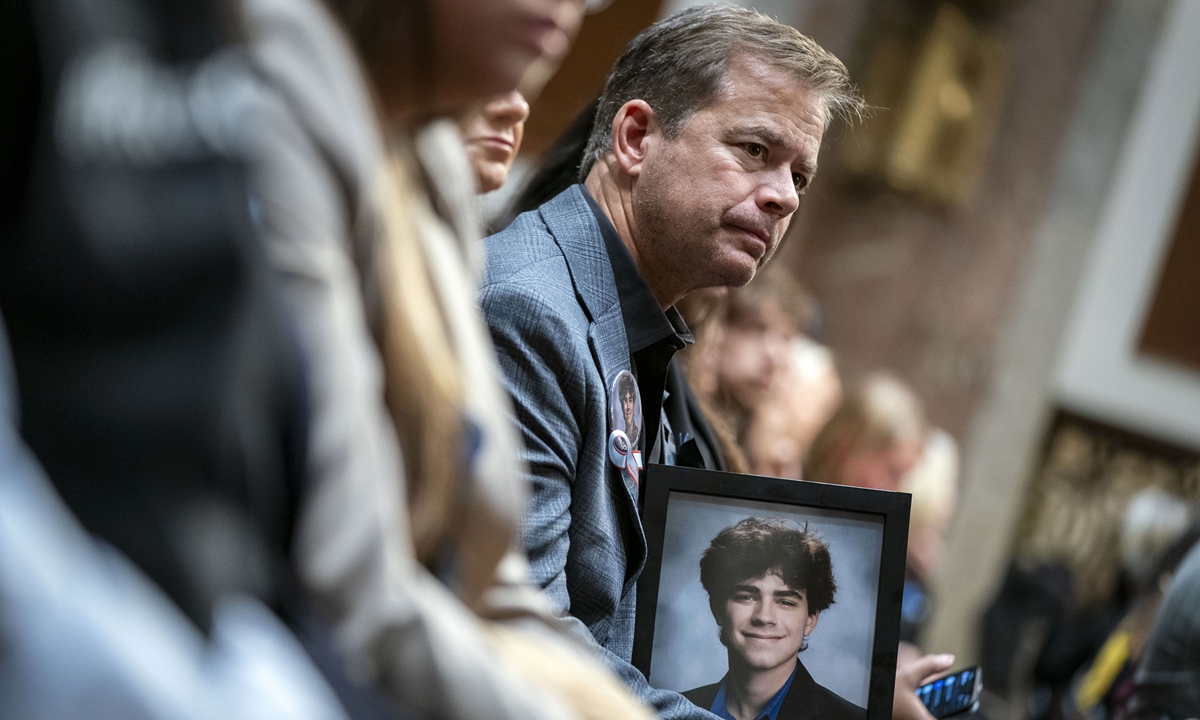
[{"left": 900, "top": 653, "right": 956, "bottom": 687}]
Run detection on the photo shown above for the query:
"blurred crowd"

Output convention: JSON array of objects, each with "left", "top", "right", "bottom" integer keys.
[{"left": 1, "top": 1, "right": 1196, "bottom": 720}]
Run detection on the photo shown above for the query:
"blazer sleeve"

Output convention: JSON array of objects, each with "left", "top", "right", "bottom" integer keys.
[
  {"left": 482, "top": 279, "right": 720, "bottom": 720},
  {"left": 481, "top": 278, "right": 583, "bottom": 607}
]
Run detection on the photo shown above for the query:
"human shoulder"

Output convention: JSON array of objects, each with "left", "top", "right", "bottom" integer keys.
[
  {"left": 481, "top": 208, "right": 567, "bottom": 286},
  {"left": 479, "top": 215, "right": 588, "bottom": 354},
  {"left": 780, "top": 663, "right": 867, "bottom": 720}
]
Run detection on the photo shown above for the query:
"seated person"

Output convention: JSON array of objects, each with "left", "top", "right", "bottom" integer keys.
[
  {"left": 461, "top": 90, "right": 530, "bottom": 193},
  {"left": 685, "top": 518, "right": 866, "bottom": 720}
]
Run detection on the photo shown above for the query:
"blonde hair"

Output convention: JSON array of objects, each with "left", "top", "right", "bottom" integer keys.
[
  {"left": 805, "top": 372, "right": 926, "bottom": 486},
  {"left": 375, "top": 150, "right": 466, "bottom": 561},
  {"left": 903, "top": 428, "right": 959, "bottom": 531}
]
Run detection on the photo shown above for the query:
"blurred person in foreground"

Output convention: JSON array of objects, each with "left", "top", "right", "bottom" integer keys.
[
  {"left": 242, "top": 0, "right": 653, "bottom": 717},
  {"left": 1, "top": 0, "right": 307, "bottom": 637},
  {"left": 0, "top": 321, "right": 346, "bottom": 720},
  {"left": 480, "top": 7, "right": 865, "bottom": 717},
  {"left": 0, "top": 0, "right": 365, "bottom": 716}
]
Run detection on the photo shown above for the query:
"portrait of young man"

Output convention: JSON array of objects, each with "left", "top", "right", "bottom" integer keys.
[
  {"left": 685, "top": 518, "right": 867, "bottom": 720},
  {"left": 618, "top": 373, "right": 642, "bottom": 447},
  {"left": 480, "top": 6, "right": 863, "bottom": 717}
]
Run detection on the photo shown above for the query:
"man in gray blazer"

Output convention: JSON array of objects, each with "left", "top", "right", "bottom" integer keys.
[{"left": 481, "top": 6, "right": 863, "bottom": 718}]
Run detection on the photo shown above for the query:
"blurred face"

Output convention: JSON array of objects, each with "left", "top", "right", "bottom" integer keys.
[
  {"left": 716, "top": 299, "right": 796, "bottom": 411},
  {"left": 620, "top": 389, "right": 635, "bottom": 427},
  {"left": 634, "top": 54, "right": 825, "bottom": 295},
  {"left": 721, "top": 572, "right": 819, "bottom": 672},
  {"left": 676, "top": 286, "right": 729, "bottom": 328},
  {"left": 463, "top": 91, "right": 531, "bottom": 192},
  {"left": 840, "top": 439, "right": 923, "bottom": 492},
  {"left": 432, "top": 0, "right": 585, "bottom": 111}
]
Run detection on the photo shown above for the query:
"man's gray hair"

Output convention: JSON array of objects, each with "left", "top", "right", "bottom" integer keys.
[{"left": 580, "top": 4, "right": 863, "bottom": 179}]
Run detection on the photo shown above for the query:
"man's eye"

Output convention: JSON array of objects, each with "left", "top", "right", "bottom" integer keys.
[
  {"left": 793, "top": 173, "right": 807, "bottom": 192},
  {"left": 745, "top": 143, "right": 765, "bottom": 159}
]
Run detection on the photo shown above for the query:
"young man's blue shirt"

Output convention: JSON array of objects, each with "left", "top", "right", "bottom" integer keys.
[{"left": 709, "top": 664, "right": 798, "bottom": 720}]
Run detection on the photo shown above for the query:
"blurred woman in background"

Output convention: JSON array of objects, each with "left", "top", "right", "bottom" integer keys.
[
  {"left": 685, "top": 266, "right": 834, "bottom": 478},
  {"left": 743, "top": 336, "right": 843, "bottom": 479},
  {"left": 462, "top": 91, "right": 531, "bottom": 193},
  {"left": 805, "top": 372, "right": 927, "bottom": 491}
]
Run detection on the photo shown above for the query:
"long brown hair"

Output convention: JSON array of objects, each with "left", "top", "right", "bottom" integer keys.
[
  {"left": 374, "top": 150, "right": 466, "bottom": 560},
  {"left": 324, "top": 0, "right": 471, "bottom": 561}
]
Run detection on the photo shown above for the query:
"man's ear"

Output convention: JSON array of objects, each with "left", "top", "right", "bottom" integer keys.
[
  {"left": 805, "top": 611, "right": 820, "bottom": 637},
  {"left": 610, "top": 99, "right": 658, "bottom": 178}
]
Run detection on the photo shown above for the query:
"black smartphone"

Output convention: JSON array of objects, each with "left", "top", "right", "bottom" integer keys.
[{"left": 916, "top": 666, "right": 982, "bottom": 718}]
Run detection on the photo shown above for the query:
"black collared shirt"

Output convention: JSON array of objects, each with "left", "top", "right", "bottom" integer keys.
[{"left": 582, "top": 186, "right": 724, "bottom": 471}]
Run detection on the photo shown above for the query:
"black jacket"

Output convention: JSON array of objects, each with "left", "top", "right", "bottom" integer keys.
[{"left": 683, "top": 659, "right": 867, "bottom": 720}]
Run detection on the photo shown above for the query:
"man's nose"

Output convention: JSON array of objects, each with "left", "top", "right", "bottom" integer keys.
[
  {"left": 757, "top": 168, "right": 800, "bottom": 217},
  {"left": 751, "top": 599, "right": 776, "bottom": 624}
]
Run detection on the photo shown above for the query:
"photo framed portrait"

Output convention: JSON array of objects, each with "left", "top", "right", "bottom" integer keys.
[{"left": 633, "top": 465, "right": 910, "bottom": 720}]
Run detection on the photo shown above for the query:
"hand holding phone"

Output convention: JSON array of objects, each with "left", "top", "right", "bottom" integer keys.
[{"left": 916, "top": 666, "right": 982, "bottom": 718}]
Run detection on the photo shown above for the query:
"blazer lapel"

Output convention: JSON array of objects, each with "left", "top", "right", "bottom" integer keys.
[
  {"left": 539, "top": 185, "right": 647, "bottom": 581},
  {"left": 780, "top": 660, "right": 824, "bottom": 720},
  {"left": 538, "top": 185, "right": 620, "bottom": 321}
]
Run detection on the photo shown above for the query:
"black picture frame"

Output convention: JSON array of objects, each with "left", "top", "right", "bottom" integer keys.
[{"left": 633, "top": 464, "right": 911, "bottom": 720}]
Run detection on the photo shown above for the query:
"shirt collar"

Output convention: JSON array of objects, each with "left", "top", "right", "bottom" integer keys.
[
  {"left": 580, "top": 185, "right": 692, "bottom": 353},
  {"left": 710, "top": 664, "right": 799, "bottom": 720}
]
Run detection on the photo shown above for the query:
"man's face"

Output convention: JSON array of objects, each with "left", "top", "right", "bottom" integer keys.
[
  {"left": 621, "top": 390, "right": 636, "bottom": 425},
  {"left": 633, "top": 54, "right": 826, "bottom": 293},
  {"left": 721, "top": 572, "right": 819, "bottom": 672}
]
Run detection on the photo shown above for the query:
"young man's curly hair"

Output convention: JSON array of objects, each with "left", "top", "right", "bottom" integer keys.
[{"left": 699, "top": 517, "right": 837, "bottom": 622}]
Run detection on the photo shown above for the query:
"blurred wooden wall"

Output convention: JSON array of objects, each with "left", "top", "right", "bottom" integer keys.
[
  {"left": 522, "top": 0, "right": 665, "bottom": 156},
  {"left": 1140, "top": 147, "right": 1200, "bottom": 372}
]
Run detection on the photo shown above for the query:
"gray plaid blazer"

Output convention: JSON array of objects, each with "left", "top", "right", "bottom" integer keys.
[{"left": 481, "top": 185, "right": 717, "bottom": 720}]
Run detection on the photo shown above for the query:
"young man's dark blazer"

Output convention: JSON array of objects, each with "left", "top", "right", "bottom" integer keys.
[{"left": 683, "top": 659, "right": 867, "bottom": 720}]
